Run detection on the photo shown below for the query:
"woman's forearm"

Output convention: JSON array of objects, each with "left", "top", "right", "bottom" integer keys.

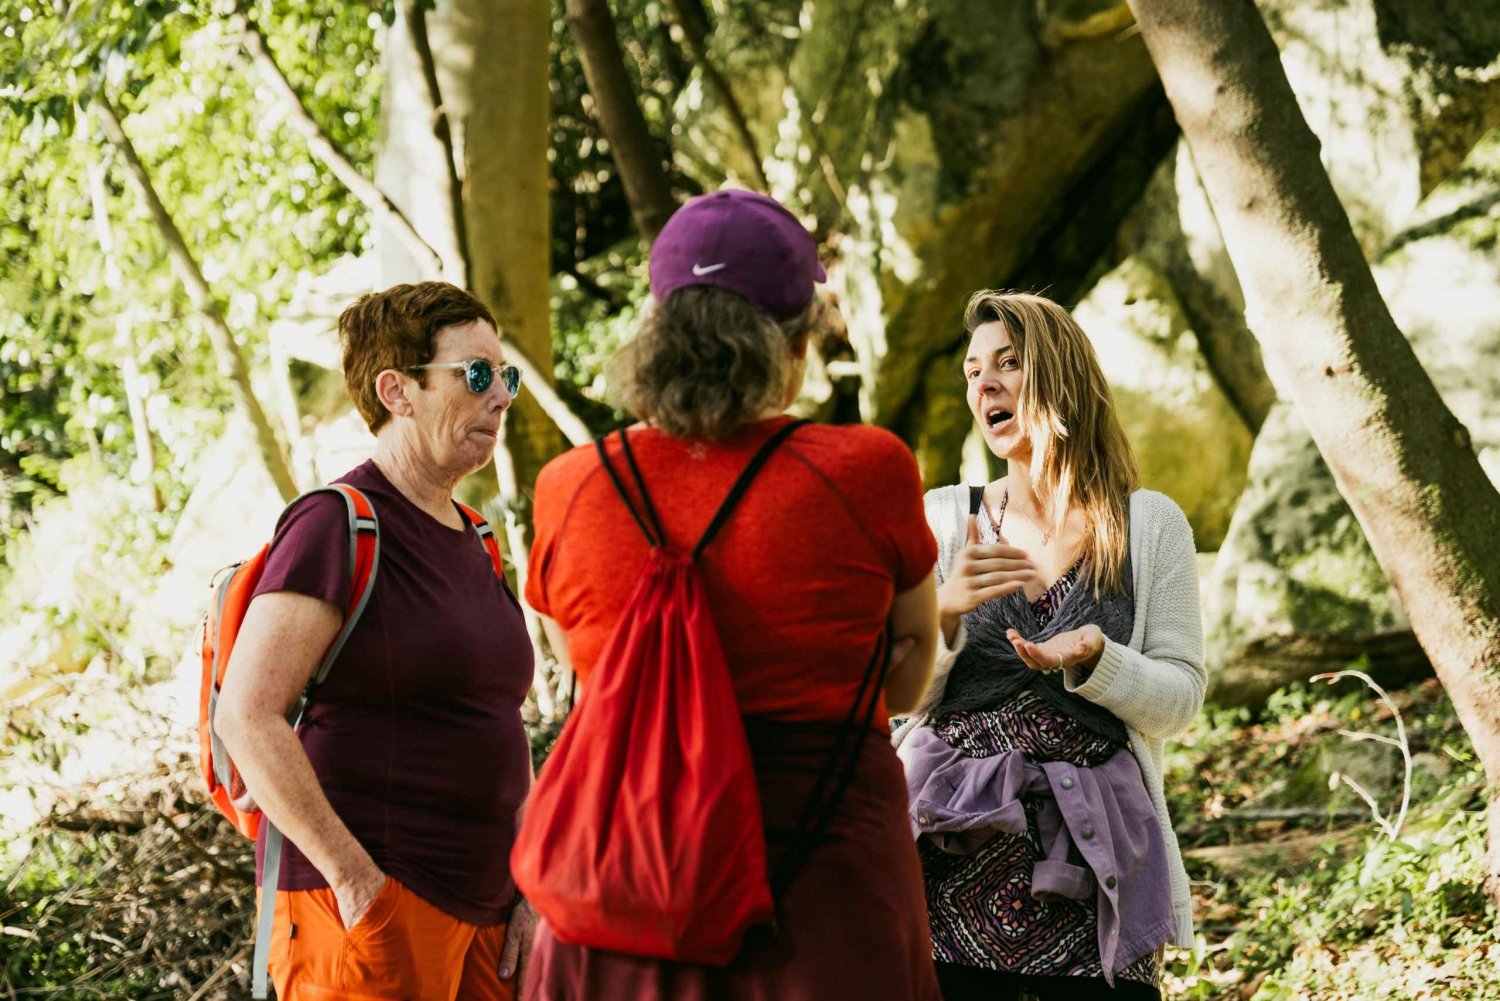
[{"left": 218, "top": 711, "right": 378, "bottom": 890}]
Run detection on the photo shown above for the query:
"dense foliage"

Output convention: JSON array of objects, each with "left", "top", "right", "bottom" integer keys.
[{"left": 0, "top": 0, "right": 381, "bottom": 568}]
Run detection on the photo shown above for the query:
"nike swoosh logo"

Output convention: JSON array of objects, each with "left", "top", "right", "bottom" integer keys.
[{"left": 692, "top": 262, "right": 727, "bottom": 276}]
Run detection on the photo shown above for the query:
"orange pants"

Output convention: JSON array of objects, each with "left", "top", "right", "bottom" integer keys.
[{"left": 267, "top": 876, "right": 515, "bottom": 1001}]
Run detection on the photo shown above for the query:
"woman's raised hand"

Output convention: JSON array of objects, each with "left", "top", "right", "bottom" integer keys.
[{"left": 937, "top": 514, "right": 1041, "bottom": 645}]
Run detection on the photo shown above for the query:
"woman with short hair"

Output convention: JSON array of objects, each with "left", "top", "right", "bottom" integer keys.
[
  {"left": 216, "top": 281, "right": 536, "bottom": 1000},
  {"left": 895, "top": 291, "right": 1205, "bottom": 1000}
]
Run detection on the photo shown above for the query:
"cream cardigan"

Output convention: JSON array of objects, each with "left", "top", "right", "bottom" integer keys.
[{"left": 893, "top": 485, "right": 1206, "bottom": 947}]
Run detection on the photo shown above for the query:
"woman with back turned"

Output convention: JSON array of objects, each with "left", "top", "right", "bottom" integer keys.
[{"left": 521, "top": 189, "right": 943, "bottom": 1000}]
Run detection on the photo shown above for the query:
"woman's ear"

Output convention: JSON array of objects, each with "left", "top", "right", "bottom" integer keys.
[{"left": 375, "top": 369, "right": 414, "bottom": 419}]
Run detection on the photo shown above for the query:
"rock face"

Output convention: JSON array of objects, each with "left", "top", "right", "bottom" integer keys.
[
  {"left": 673, "top": 0, "right": 1176, "bottom": 485},
  {"left": 1072, "top": 257, "right": 1253, "bottom": 551},
  {"left": 1204, "top": 402, "right": 1423, "bottom": 705}
]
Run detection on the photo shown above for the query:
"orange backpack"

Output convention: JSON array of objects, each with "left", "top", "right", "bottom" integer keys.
[{"left": 194, "top": 483, "right": 506, "bottom": 998}]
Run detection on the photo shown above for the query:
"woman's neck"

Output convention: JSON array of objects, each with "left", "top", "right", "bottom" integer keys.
[
  {"left": 372, "top": 434, "right": 464, "bottom": 526},
  {"left": 1000, "top": 462, "right": 1060, "bottom": 526}
]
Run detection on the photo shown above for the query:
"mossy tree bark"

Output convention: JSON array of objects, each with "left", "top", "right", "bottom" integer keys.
[{"left": 1127, "top": 0, "right": 1500, "bottom": 898}]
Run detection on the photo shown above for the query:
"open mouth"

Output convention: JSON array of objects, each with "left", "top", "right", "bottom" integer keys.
[{"left": 985, "top": 409, "right": 1015, "bottom": 431}]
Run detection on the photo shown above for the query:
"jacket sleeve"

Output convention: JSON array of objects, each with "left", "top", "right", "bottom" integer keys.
[{"left": 1062, "top": 498, "right": 1206, "bottom": 740}]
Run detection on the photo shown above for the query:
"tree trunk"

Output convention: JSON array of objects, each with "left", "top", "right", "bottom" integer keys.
[
  {"left": 439, "top": 0, "right": 568, "bottom": 711},
  {"left": 374, "top": 0, "right": 570, "bottom": 715},
  {"left": 95, "top": 96, "right": 299, "bottom": 503},
  {"left": 87, "top": 153, "right": 162, "bottom": 511},
  {"left": 397, "top": 0, "right": 470, "bottom": 285},
  {"left": 565, "top": 0, "right": 678, "bottom": 241},
  {"left": 1126, "top": 0, "right": 1500, "bottom": 898}
]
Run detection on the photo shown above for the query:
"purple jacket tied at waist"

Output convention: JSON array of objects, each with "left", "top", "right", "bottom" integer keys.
[{"left": 902, "top": 725, "right": 1176, "bottom": 982}]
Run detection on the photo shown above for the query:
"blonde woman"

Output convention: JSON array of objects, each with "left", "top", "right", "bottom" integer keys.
[{"left": 893, "top": 291, "right": 1205, "bottom": 1000}]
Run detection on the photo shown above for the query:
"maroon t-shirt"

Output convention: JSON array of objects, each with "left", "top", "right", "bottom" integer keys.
[{"left": 252, "top": 460, "right": 533, "bottom": 925}]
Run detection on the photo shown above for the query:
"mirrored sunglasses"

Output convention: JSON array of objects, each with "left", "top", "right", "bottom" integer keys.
[{"left": 407, "top": 359, "right": 523, "bottom": 396}]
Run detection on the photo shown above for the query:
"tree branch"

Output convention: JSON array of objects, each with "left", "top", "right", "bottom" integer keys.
[
  {"left": 663, "top": 0, "right": 770, "bottom": 192},
  {"left": 229, "top": 5, "right": 453, "bottom": 283},
  {"left": 398, "top": 0, "right": 470, "bottom": 283},
  {"left": 87, "top": 149, "right": 163, "bottom": 511},
  {"left": 566, "top": 0, "right": 679, "bottom": 241},
  {"left": 94, "top": 94, "right": 299, "bottom": 502},
  {"left": 505, "top": 341, "right": 592, "bottom": 447},
  {"left": 231, "top": 6, "right": 594, "bottom": 448}
]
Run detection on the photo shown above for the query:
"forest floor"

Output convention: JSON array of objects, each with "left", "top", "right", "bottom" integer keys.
[
  {"left": 0, "top": 674, "right": 1493, "bottom": 999},
  {"left": 1161, "top": 676, "right": 1497, "bottom": 999}
]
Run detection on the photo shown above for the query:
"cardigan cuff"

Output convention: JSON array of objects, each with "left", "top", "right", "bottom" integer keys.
[
  {"left": 1064, "top": 636, "right": 1126, "bottom": 702},
  {"left": 909, "top": 619, "right": 966, "bottom": 719},
  {"left": 935, "top": 618, "right": 968, "bottom": 666}
]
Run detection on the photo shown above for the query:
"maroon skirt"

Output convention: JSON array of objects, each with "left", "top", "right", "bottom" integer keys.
[{"left": 522, "top": 719, "right": 941, "bottom": 1001}]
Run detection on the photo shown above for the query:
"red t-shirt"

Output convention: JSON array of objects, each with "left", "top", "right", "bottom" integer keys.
[
  {"left": 526, "top": 418, "right": 937, "bottom": 725},
  {"left": 252, "top": 460, "right": 533, "bottom": 925}
]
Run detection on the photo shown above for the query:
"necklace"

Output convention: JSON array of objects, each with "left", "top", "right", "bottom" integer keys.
[{"left": 1002, "top": 488, "right": 1052, "bottom": 544}]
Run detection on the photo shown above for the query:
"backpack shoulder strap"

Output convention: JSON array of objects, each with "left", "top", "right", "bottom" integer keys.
[
  {"left": 456, "top": 501, "right": 507, "bottom": 579},
  {"left": 276, "top": 484, "right": 380, "bottom": 687},
  {"left": 692, "top": 418, "right": 809, "bottom": 559},
  {"left": 455, "top": 503, "right": 524, "bottom": 615},
  {"left": 595, "top": 430, "right": 666, "bottom": 547}
]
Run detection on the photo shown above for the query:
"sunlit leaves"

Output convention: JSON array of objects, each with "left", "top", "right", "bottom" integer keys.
[{"left": 0, "top": 0, "right": 380, "bottom": 566}]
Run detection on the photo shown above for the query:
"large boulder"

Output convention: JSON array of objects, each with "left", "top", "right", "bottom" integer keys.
[
  {"left": 1072, "top": 257, "right": 1253, "bottom": 550},
  {"left": 1204, "top": 401, "right": 1423, "bottom": 705}
]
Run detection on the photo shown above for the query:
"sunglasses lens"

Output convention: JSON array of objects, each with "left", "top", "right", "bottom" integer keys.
[
  {"left": 466, "top": 360, "right": 493, "bottom": 394},
  {"left": 501, "top": 365, "right": 521, "bottom": 396}
]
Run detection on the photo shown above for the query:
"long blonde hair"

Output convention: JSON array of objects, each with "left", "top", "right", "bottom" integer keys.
[{"left": 963, "top": 290, "right": 1140, "bottom": 595}]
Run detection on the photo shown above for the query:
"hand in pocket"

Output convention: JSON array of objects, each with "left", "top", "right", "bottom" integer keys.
[{"left": 335, "top": 870, "right": 390, "bottom": 932}]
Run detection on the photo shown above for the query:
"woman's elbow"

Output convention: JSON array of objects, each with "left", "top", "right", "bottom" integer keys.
[
  {"left": 213, "top": 684, "right": 281, "bottom": 762},
  {"left": 1137, "top": 680, "right": 1205, "bottom": 740},
  {"left": 885, "top": 682, "right": 924, "bottom": 717},
  {"left": 213, "top": 695, "right": 252, "bottom": 760},
  {"left": 884, "top": 637, "right": 938, "bottom": 715}
]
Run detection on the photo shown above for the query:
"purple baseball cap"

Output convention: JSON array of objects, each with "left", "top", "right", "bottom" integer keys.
[{"left": 649, "top": 189, "right": 827, "bottom": 322}]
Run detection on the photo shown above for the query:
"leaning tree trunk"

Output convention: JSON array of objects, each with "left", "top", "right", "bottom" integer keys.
[
  {"left": 565, "top": 0, "right": 679, "bottom": 241},
  {"left": 1126, "top": 0, "right": 1500, "bottom": 897}
]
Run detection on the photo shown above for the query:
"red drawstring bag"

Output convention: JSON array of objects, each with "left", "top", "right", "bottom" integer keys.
[{"left": 512, "top": 420, "right": 813, "bottom": 965}]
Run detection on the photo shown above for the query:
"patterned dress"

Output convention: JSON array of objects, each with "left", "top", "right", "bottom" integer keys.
[{"left": 919, "top": 506, "right": 1160, "bottom": 988}]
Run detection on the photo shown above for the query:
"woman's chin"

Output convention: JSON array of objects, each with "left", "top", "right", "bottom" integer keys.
[{"left": 979, "top": 430, "right": 1023, "bottom": 461}]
